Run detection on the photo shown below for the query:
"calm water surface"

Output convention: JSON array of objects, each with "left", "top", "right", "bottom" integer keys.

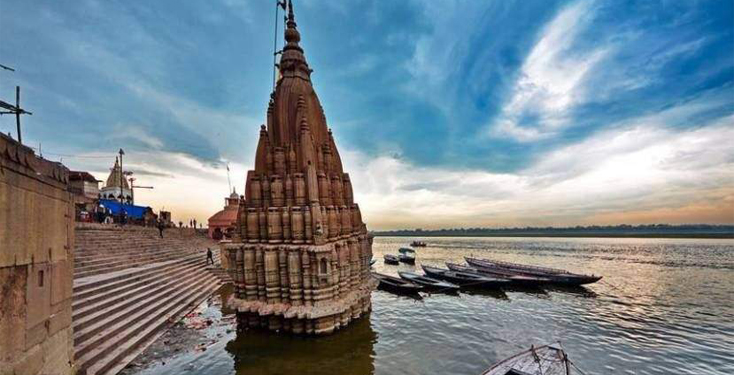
[{"left": 137, "top": 237, "right": 734, "bottom": 375}]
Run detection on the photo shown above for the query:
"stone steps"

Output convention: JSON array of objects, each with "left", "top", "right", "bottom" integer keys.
[
  {"left": 72, "top": 254, "right": 205, "bottom": 323},
  {"left": 72, "top": 254, "right": 212, "bottom": 313},
  {"left": 85, "top": 281, "right": 220, "bottom": 375},
  {"left": 74, "top": 248, "right": 185, "bottom": 270},
  {"left": 75, "top": 273, "right": 220, "bottom": 375},
  {"left": 73, "top": 260, "right": 213, "bottom": 350},
  {"left": 74, "top": 248, "right": 204, "bottom": 278},
  {"left": 72, "top": 223, "right": 223, "bottom": 375}
]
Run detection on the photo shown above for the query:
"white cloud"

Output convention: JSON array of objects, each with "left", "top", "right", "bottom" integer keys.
[
  {"left": 488, "top": 1, "right": 609, "bottom": 141},
  {"left": 343, "top": 111, "right": 734, "bottom": 229}
]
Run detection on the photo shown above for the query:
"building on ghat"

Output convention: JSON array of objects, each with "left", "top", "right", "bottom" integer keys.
[{"left": 222, "top": 0, "right": 377, "bottom": 335}]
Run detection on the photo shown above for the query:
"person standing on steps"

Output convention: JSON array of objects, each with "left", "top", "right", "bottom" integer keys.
[
  {"left": 157, "top": 219, "right": 165, "bottom": 238},
  {"left": 206, "top": 247, "right": 214, "bottom": 265}
]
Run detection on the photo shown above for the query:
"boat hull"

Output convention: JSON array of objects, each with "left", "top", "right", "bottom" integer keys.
[
  {"left": 446, "top": 263, "right": 551, "bottom": 287},
  {"left": 372, "top": 272, "right": 422, "bottom": 295},
  {"left": 481, "top": 344, "right": 573, "bottom": 375},
  {"left": 384, "top": 255, "right": 400, "bottom": 265},
  {"left": 466, "top": 257, "right": 602, "bottom": 286},
  {"left": 422, "top": 266, "right": 509, "bottom": 289},
  {"left": 398, "top": 271, "right": 459, "bottom": 294}
]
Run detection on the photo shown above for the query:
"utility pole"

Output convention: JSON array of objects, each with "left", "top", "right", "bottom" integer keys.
[
  {"left": 0, "top": 86, "right": 32, "bottom": 144},
  {"left": 118, "top": 148, "right": 125, "bottom": 203},
  {"left": 128, "top": 176, "right": 153, "bottom": 205}
]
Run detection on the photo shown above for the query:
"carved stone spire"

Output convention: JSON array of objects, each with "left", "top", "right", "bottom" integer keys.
[
  {"left": 279, "top": 0, "right": 311, "bottom": 83},
  {"left": 225, "top": 1, "right": 375, "bottom": 336}
]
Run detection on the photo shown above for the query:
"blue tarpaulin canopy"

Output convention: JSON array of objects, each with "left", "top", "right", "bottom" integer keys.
[{"left": 98, "top": 199, "right": 150, "bottom": 219}]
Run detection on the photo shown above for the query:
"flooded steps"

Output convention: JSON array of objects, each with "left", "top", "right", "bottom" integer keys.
[
  {"left": 72, "top": 223, "right": 224, "bottom": 375},
  {"left": 75, "top": 273, "right": 221, "bottom": 374},
  {"left": 85, "top": 281, "right": 221, "bottom": 375}
]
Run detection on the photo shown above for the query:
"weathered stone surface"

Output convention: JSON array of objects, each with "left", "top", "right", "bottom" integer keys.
[
  {"left": 223, "top": 1, "right": 376, "bottom": 335},
  {"left": 0, "top": 133, "right": 75, "bottom": 375}
]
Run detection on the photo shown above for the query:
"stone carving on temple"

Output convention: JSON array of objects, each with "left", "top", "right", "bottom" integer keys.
[{"left": 222, "top": 0, "right": 377, "bottom": 335}]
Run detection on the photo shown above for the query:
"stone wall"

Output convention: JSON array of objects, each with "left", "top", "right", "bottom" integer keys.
[{"left": 0, "top": 134, "right": 75, "bottom": 375}]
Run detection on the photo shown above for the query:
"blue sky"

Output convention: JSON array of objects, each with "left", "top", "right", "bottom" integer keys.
[{"left": 1, "top": 0, "right": 732, "bottom": 228}]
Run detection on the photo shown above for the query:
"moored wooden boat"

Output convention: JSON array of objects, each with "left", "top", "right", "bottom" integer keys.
[
  {"left": 398, "top": 247, "right": 416, "bottom": 254},
  {"left": 410, "top": 241, "right": 427, "bottom": 247},
  {"left": 398, "top": 271, "right": 460, "bottom": 294},
  {"left": 421, "top": 265, "right": 510, "bottom": 288},
  {"left": 481, "top": 343, "right": 577, "bottom": 375},
  {"left": 399, "top": 253, "right": 416, "bottom": 264},
  {"left": 466, "top": 257, "right": 602, "bottom": 286},
  {"left": 446, "top": 262, "right": 552, "bottom": 286},
  {"left": 384, "top": 254, "right": 400, "bottom": 265},
  {"left": 372, "top": 272, "right": 422, "bottom": 295}
]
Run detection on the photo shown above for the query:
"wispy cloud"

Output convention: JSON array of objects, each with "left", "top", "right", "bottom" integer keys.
[
  {"left": 347, "top": 99, "right": 734, "bottom": 229},
  {"left": 489, "top": 1, "right": 609, "bottom": 141}
]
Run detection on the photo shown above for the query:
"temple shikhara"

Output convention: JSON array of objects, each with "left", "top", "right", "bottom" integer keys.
[{"left": 223, "top": 1, "right": 376, "bottom": 335}]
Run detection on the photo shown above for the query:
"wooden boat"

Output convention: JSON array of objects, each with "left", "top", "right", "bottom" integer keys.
[
  {"left": 384, "top": 254, "right": 400, "bottom": 265},
  {"left": 446, "top": 262, "right": 552, "bottom": 286},
  {"left": 466, "top": 257, "right": 602, "bottom": 286},
  {"left": 421, "top": 265, "right": 510, "bottom": 288},
  {"left": 372, "top": 272, "right": 422, "bottom": 295},
  {"left": 399, "top": 252, "right": 416, "bottom": 264},
  {"left": 398, "top": 247, "right": 415, "bottom": 254},
  {"left": 410, "top": 241, "right": 427, "bottom": 247},
  {"left": 480, "top": 343, "right": 577, "bottom": 375},
  {"left": 398, "top": 271, "right": 460, "bottom": 294}
]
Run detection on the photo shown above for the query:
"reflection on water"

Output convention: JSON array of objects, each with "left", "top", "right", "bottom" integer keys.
[
  {"left": 139, "top": 237, "right": 734, "bottom": 375},
  {"left": 226, "top": 316, "right": 376, "bottom": 375}
]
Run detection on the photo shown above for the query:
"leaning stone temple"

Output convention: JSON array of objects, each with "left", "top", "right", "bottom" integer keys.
[{"left": 223, "top": 1, "right": 376, "bottom": 335}]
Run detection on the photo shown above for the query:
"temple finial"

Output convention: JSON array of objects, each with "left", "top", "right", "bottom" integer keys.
[{"left": 284, "top": 0, "right": 300, "bottom": 45}]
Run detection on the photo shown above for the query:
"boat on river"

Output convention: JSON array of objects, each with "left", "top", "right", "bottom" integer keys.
[
  {"left": 372, "top": 272, "right": 422, "bottom": 295},
  {"left": 465, "top": 257, "right": 602, "bottom": 286},
  {"left": 398, "top": 271, "right": 460, "bottom": 294},
  {"left": 398, "top": 247, "right": 415, "bottom": 254},
  {"left": 410, "top": 241, "right": 427, "bottom": 247},
  {"left": 446, "top": 262, "right": 551, "bottom": 286},
  {"left": 421, "top": 265, "right": 510, "bottom": 288},
  {"left": 480, "top": 343, "right": 578, "bottom": 375},
  {"left": 399, "top": 252, "right": 416, "bottom": 264},
  {"left": 384, "top": 254, "right": 400, "bottom": 265}
]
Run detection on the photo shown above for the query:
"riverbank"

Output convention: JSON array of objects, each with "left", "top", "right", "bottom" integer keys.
[
  {"left": 119, "top": 285, "right": 236, "bottom": 375},
  {"left": 372, "top": 224, "right": 734, "bottom": 239},
  {"left": 372, "top": 232, "right": 734, "bottom": 238}
]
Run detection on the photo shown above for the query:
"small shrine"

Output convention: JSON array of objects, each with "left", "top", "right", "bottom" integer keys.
[
  {"left": 223, "top": 0, "right": 376, "bottom": 335},
  {"left": 100, "top": 157, "right": 132, "bottom": 202},
  {"left": 208, "top": 189, "right": 241, "bottom": 240}
]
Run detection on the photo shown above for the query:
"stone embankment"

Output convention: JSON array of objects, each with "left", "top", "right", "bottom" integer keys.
[{"left": 72, "top": 223, "right": 230, "bottom": 375}]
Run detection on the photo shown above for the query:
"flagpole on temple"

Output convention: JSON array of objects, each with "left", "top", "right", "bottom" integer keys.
[
  {"left": 226, "top": 163, "right": 232, "bottom": 194},
  {"left": 118, "top": 148, "right": 125, "bottom": 203},
  {"left": 273, "top": 1, "right": 286, "bottom": 89}
]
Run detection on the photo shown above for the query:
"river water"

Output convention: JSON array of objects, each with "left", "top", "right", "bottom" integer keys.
[{"left": 133, "top": 236, "right": 734, "bottom": 375}]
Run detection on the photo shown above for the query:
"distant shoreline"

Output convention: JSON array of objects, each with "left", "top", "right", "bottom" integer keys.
[{"left": 372, "top": 232, "right": 734, "bottom": 239}]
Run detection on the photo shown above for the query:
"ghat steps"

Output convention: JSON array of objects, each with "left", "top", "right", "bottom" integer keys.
[{"left": 72, "top": 223, "right": 229, "bottom": 375}]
